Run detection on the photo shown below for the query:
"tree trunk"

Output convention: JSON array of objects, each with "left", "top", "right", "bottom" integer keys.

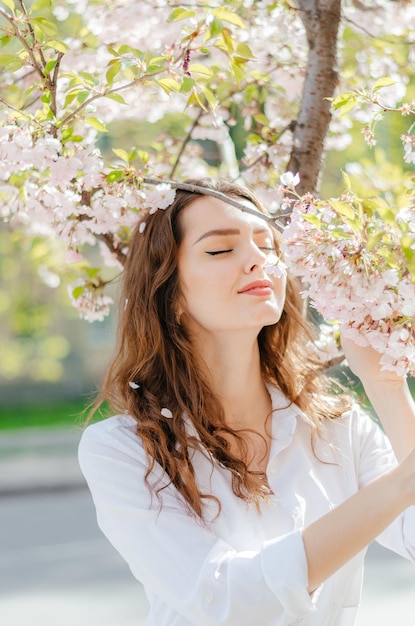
[{"left": 287, "top": 0, "right": 342, "bottom": 195}]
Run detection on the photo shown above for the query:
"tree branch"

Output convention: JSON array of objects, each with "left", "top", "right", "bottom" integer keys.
[
  {"left": 96, "top": 233, "right": 127, "bottom": 265},
  {"left": 170, "top": 109, "right": 203, "bottom": 178},
  {"left": 48, "top": 51, "right": 65, "bottom": 118},
  {"left": 0, "top": 7, "right": 45, "bottom": 81},
  {"left": 142, "top": 177, "right": 288, "bottom": 230},
  {"left": 287, "top": 0, "right": 341, "bottom": 194},
  {"left": 60, "top": 65, "right": 178, "bottom": 127},
  {"left": 17, "top": 0, "right": 46, "bottom": 69}
]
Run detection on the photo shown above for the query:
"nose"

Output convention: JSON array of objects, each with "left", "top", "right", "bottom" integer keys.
[{"left": 243, "top": 242, "right": 269, "bottom": 273}]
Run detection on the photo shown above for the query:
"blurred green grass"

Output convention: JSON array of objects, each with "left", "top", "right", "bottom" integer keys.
[
  {"left": 0, "top": 398, "right": 89, "bottom": 430},
  {"left": 0, "top": 378, "right": 413, "bottom": 431}
]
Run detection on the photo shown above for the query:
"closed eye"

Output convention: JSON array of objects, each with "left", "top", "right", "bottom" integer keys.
[
  {"left": 259, "top": 247, "right": 276, "bottom": 251},
  {"left": 206, "top": 249, "right": 233, "bottom": 256}
]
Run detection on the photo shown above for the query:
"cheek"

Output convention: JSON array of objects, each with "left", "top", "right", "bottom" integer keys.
[
  {"left": 273, "top": 273, "right": 287, "bottom": 302},
  {"left": 177, "top": 267, "right": 211, "bottom": 316}
]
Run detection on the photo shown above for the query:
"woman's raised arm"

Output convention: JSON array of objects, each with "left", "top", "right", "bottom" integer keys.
[
  {"left": 341, "top": 332, "right": 415, "bottom": 461},
  {"left": 303, "top": 446, "right": 415, "bottom": 592}
]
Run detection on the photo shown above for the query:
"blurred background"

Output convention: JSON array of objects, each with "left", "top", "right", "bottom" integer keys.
[
  {"left": 1, "top": 39, "right": 415, "bottom": 626},
  {"left": 1, "top": 191, "right": 415, "bottom": 626}
]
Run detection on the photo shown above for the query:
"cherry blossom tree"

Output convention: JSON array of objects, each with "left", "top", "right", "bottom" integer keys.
[{"left": 1, "top": 0, "right": 415, "bottom": 375}]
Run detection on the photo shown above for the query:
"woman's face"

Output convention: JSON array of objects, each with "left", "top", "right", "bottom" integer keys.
[{"left": 177, "top": 195, "right": 286, "bottom": 339}]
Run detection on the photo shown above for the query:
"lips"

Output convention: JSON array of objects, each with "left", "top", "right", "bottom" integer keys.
[{"left": 238, "top": 279, "right": 274, "bottom": 294}]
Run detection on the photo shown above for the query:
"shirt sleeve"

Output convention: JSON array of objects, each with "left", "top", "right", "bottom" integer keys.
[
  {"left": 353, "top": 405, "right": 415, "bottom": 562},
  {"left": 78, "top": 418, "right": 318, "bottom": 626}
]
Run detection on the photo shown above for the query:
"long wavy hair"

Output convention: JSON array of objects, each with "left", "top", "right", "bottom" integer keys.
[{"left": 91, "top": 179, "right": 349, "bottom": 518}]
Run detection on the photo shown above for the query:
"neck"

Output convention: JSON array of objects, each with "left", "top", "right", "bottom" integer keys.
[{"left": 192, "top": 330, "right": 272, "bottom": 430}]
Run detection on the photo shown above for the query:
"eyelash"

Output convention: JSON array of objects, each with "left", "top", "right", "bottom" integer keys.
[
  {"left": 206, "top": 249, "right": 232, "bottom": 256},
  {"left": 206, "top": 247, "right": 276, "bottom": 256}
]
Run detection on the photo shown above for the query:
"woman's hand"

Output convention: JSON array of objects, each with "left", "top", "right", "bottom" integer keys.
[
  {"left": 340, "top": 329, "right": 404, "bottom": 386},
  {"left": 340, "top": 328, "right": 415, "bottom": 461}
]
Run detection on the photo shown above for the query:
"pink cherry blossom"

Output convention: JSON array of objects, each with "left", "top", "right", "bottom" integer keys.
[{"left": 282, "top": 193, "right": 415, "bottom": 376}]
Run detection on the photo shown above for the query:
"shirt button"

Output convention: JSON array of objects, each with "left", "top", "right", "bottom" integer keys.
[{"left": 204, "top": 593, "right": 214, "bottom": 604}]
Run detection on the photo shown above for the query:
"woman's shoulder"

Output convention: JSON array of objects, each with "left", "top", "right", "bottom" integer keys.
[{"left": 78, "top": 413, "right": 146, "bottom": 464}]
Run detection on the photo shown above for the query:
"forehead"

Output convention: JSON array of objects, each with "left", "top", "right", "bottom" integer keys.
[{"left": 180, "top": 195, "right": 273, "bottom": 238}]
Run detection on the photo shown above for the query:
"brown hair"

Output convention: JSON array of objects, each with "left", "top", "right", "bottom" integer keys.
[{"left": 91, "top": 179, "right": 348, "bottom": 518}]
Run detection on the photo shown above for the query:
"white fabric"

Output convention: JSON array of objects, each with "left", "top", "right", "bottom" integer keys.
[{"left": 78, "top": 385, "right": 415, "bottom": 626}]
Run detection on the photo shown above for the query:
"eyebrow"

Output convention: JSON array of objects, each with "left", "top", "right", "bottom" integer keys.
[{"left": 194, "top": 227, "right": 271, "bottom": 245}]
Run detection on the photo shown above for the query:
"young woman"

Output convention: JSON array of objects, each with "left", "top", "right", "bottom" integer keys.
[{"left": 79, "top": 179, "right": 415, "bottom": 626}]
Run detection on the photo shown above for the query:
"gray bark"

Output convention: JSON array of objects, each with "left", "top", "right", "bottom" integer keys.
[{"left": 288, "top": 0, "right": 342, "bottom": 194}]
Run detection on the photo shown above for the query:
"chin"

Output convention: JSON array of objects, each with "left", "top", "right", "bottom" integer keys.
[{"left": 257, "top": 304, "right": 283, "bottom": 325}]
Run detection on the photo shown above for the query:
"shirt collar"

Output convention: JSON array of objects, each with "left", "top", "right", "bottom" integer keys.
[
  {"left": 183, "top": 384, "right": 315, "bottom": 453},
  {"left": 266, "top": 383, "right": 316, "bottom": 463}
]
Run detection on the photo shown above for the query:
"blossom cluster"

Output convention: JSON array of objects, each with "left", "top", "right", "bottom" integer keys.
[
  {"left": 281, "top": 193, "right": 415, "bottom": 376},
  {"left": 2, "top": 0, "right": 415, "bottom": 342}
]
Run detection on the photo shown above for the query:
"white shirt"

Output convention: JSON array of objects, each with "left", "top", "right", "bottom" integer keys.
[{"left": 78, "top": 385, "right": 415, "bottom": 626}]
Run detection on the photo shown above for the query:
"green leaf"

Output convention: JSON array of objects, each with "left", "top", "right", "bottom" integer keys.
[
  {"left": 168, "top": 7, "right": 196, "bottom": 22},
  {"left": 188, "top": 63, "right": 214, "bottom": 76},
  {"left": 230, "top": 58, "right": 244, "bottom": 83},
  {"left": 1, "top": 0, "right": 15, "bottom": 10},
  {"left": 212, "top": 8, "right": 246, "bottom": 28},
  {"left": 157, "top": 77, "right": 181, "bottom": 94},
  {"left": 209, "top": 18, "right": 223, "bottom": 38},
  {"left": 401, "top": 233, "right": 415, "bottom": 277},
  {"left": 253, "top": 113, "right": 269, "bottom": 126},
  {"left": 31, "top": 17, "right": 58, "bottom": 36},
  {"left": 63, "top": 91, "right": 79, "bottom": 108},
  {"left": 0, "top": 54, "right": 23, "bottom": 70},
  {"left": 302, "top": 214, "right": 321, "bottom": 228},
  {"left": 0, "top": 35, "right": 11, "bottom": 48},
  {"left": 106, "top": 60, "right": 121, "bottom": 86},
  {"left": 235, "top": 42, "right": 254, "bottom": 59},
  {"left": 377, "top": 247, "right": 399, "bottom": 268},
  {"left": 330, "top": 228, "right": 351, "bottom": 239},
  {"left": 86, "top": 117, "right": 108, "bottom": 132},
  {"left": 79, "top": 71, "right": 98, "bottom": 84},
  {"left": 85, "top": 267, "right": 101, "bottom": 279},
  {"left": 105, "top": 92, "right": 126, "bottom": 104},
  {"left": 137, "top": 150, "right": 149, "bottom": 164},
  {"left": 76, "top": 90, "right": 90, "bottom": 105},
  {"left": 72, "top": 285, "right": 84, "bottom": 300},
  {"left": 148, "top": 56, "right": 167, "bottom": 64},
  {"left": 366, "top": 231, "right": 384, "bottom": 252},
  {"left": 46, "top": 40, "right": 68, "bottom": 54},
  {"left": 31, "top": 0, "right": 52, "bottom": 10},
  {"left": 329, "top": 200, "right": 356, "bottom": 220},
  {"left": 191, "top": 87, "right": 208, "bottom": 112},
  {"left": 179, "top": 76, "right": 195, "bottom": 93},
  {"left": 372, "top": 77, "right": 397, "bottom": 92},
  {"left": 330, "top": 92, "right": 359, "bottom": 115},
  {"left": 44, "top": 59, "right": 58, "bottom": 76},
  {"left": 106, "top": 170, "right": 124, "bottom": 183},
  {"left": 118, "top": 44, "right": 137, "bottom": 55},
  {"left": 200, "top": 85, "right": 217, "bottom": 110},
  {"left": 112, "top": 148, "right": 130, "bottom": 162},
  {"left": 107, "top": 46, "right": 119, "bottom": 57},
  {"left": 341, "top": 170, "right": 352, "bottom": 191}
]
